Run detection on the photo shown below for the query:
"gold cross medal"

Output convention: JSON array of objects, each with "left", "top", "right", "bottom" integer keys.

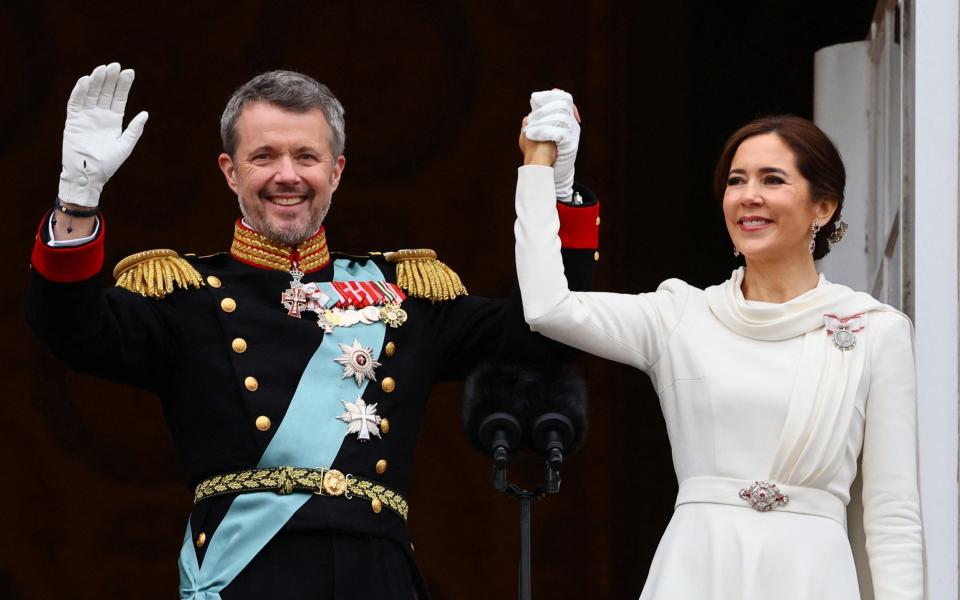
[
  {"left": 338, "top": 398, "right": 383, "bottom": 441},
  {"left": 334, "top": 339, "right": 381, "bottom": 386}
]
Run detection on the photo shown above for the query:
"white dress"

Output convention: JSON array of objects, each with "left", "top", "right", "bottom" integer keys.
[{"left": 514, "top": 166, "right": 923, "bottom": 599}]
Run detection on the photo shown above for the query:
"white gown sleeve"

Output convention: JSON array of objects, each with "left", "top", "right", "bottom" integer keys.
[
  {"left": 514, "top": 165, "right": 688, "bottom": 371},
  {"left": 861, "top": 311, "right": 924, "bottom": 598}
]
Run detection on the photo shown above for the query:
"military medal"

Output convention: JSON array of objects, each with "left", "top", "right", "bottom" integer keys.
[
  {"left": 280, "top": 264, "right": 308, "bottom": 318},
  {"left": 379, "top": 303, "right": 408, "bottom": 328},
  {"left": 824, "top": 313, "right": 865, "bottom": 351},
  {"left": 337, "top": 397, "right": 383, "bottom": 441},
  {"left": 280, "top": 270, "right": 409, "bottom": 332},
  {"left": 334, "top": 339, "right": 381, "bottom": 386}
]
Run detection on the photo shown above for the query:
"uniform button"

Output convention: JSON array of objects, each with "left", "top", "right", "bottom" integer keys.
[
  {"left": 371, "top": 498, "right": 383, "bottom": 514},
  {"left": 384, "top": 341, "right": 396, "bottom": 357},
  {"left": 232, "top": 338, "right": 248, "bottom": 353},
  {"left": 195, "top": 532, "right": 207, "bottom": 548},
  {"left": 375, "top": 459, "right": 388, "bottom": 475},
  {"left": 255, "top": 416, "right": 271, "bottom": 431},
  {"left": 206, "top": 275, "right": 222, "bottom": 288},
  {"left": 244, "top": 376, "right": 259, "bottom": 391},
  {"left": 221, "top": 297, "right": 237, "bottom": 312},
  {"left": 381, "top": 377, "right": 396, "bottom": 393},
  {"left": 380, "top": 418, "right": 390, "bottom": 434},
  {"left": 595, "top": 216, "right": 601, "bottom": 226},
  {"left": 593, "top": 251, "right": 600, "bottom": 262}
]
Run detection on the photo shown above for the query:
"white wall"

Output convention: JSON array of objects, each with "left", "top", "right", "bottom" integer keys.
[
  {"left": 913, "top": 1, "right": 959, "bottom": 598},
  {"left": 815, "top": 41, "right": 871, "bottom": 294}
]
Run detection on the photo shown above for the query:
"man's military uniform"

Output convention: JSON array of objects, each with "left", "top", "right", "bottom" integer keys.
[{"left": 26, "top": 194, "right": 599, "bottom": 600}]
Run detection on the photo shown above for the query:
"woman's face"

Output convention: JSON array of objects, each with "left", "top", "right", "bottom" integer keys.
[{"left": 722, "top": 133, "right": 835, "bottom": 263}]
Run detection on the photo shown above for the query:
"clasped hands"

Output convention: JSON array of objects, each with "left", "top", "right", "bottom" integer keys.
[{"left": 519, "top": 89, "right": 581, "bottom": 201}]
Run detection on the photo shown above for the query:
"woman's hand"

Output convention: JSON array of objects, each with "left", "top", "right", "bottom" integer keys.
[
  {"left": 519, "top": 117, "right": 559, "bottom": 166},
  {"left": 519, "top": 90, "right": 580, "bottom": 200}
]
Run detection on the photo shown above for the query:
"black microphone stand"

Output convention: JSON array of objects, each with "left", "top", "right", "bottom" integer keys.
[{"left": 492, "top": 412, "right": 573, "bottom": 600}]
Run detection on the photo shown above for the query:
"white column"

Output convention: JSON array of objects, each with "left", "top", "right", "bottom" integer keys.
[
  {"left": 913, "top": 1, "right": 959, "bottom": 597},
  {"left": 814, "top": 41, "right": 871, "bottom": 293}
]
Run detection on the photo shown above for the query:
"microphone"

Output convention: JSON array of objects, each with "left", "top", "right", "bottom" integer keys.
[
  {"left": 524, "top": 365, "right": 588, "bottom": 492},
  {"left": 463, "top": 363, "right": 541, "bottom": 456},
  {"left": 463, "top": 363, "right": 588, "bottom": 461},
  {"left": 463, "top": 363, "right": 543, "bottom": 490}
]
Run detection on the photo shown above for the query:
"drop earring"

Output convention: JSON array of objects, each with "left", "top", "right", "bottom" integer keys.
[
  {"left": 809, "top": 221, "right": 821, "bottom": 254},
  {"left": 828, "top": 219, "right": 848, "bottom": 246},
  {"left": 733, "top": 246, "right": 740, "bottom": 258}
]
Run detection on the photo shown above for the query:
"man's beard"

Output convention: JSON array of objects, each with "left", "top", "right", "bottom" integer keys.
[{"left": 237, "top": 191, "right": 329, "bottom": 246}]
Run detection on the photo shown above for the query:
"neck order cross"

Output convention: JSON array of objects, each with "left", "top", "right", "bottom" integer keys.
[{"left": 281, "top": 264, "right": 309, "bottom": 318}]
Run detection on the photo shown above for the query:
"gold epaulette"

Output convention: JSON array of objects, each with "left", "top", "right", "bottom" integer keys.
[
  {"left": 383, "top": 249, "right": 467, "bottom": 302},
  {"left": 113, "top": 249, "right": 204, "bottom": 299}
]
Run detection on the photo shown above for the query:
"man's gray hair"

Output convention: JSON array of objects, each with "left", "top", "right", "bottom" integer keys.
[{"left": 220, "top": 70, "right": 346, "bottom": 158}]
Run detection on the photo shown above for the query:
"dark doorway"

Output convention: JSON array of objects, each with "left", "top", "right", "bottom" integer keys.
[{"left": 6, "top": 2, "right": 876, "bottom": 598}]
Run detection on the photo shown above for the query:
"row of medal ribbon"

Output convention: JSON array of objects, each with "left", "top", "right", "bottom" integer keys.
[{"left": 282, "top": 276, "right": 409, "bottom": 333}]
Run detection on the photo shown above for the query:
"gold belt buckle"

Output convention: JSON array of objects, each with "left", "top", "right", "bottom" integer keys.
[{"left": 317, "top": 469, "right": 349, "bottom": 496}]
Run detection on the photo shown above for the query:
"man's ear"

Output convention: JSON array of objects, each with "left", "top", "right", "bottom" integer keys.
[
  {"left": 329, "top": 155, "right": 346, "bottom": 192},
  {"left": 218, "top": 153, "right": 239, "bottom": 195}
]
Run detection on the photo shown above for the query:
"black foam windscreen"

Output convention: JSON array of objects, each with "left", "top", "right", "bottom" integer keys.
[{"left": 462, "top": 362, "right": 588, "bottom": 456}]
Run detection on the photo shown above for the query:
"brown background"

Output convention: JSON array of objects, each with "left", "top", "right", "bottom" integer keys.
[{"left": 3, "top": 2, "right": 874, "bottom": 598}]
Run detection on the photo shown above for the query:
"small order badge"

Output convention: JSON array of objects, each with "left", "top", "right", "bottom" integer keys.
[
  {"left": 334, "top": 339, "right": 382, "bottom": 386},
  {"left": 739, "top": 480, "right": 790, "bottom": 512},
  {"left": 379, "top": 302, "right": 408, "bottom": 328},
  {"left": 824, "top": 313, "right": 865, "bottom": 351},
  {"left": 338, "top": 397, "right": 383, "bottom": 442}
]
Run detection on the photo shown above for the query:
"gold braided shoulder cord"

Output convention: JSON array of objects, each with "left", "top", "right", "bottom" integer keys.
[
  {"left": 384, "top": 249, "right": 467, "bottom": 302},
  {"left": 113, "top": 249, "right": 204, "bottom": 299}
]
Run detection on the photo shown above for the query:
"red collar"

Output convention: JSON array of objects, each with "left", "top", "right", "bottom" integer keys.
[{"left": 229, "top": 219, "right": 331, "bottom": 273}]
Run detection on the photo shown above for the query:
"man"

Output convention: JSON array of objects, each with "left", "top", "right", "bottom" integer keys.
[{"left": 27, "top": 63, "right": 596, "bottom": 599}]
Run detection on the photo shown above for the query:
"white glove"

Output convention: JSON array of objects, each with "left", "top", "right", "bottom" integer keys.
[
  {"left": 58, "top": 63, "right": 149, "bottom": 208},
  {"left": 524, "top": 90, "right": 579, "bottom": 201}
]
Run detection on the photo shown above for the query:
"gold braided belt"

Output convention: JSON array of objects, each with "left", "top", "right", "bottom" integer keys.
[{"left": 194, "top": 466, "right": 409, "bottom": 520}]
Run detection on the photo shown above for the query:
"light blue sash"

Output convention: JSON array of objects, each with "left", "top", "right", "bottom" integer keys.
[{"left": 179, "top": 259, "right": 387, "bottom": 599}]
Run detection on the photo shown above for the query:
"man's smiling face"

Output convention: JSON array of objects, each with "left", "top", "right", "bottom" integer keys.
[{"left": 219, "top": 101, "right": 345, "bottom": 246}]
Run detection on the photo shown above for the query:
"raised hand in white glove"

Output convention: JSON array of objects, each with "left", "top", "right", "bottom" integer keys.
[
  {"left": 523, "top": 89, "right": 580, "bottom": 201},
  {"left": 58, "top": 63, "right": 149, "bottom": 208}
]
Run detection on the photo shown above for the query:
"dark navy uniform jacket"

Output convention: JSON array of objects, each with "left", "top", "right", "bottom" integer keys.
[{"left": 26, "top": 194, "right": 599, "bottom": 599}]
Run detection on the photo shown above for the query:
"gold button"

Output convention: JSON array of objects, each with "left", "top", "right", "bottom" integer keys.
[
  {"left": 221, "top": 297, "right": 237, "bottom": 312},
  {"left": 244, "top": 376, "right": 259, "bottom": 391},
  {"left": 593, "top": 251, "right": 600, "bottom": 262},
  {"left": 381, "top": 377, "right": 396, "bottom": 393},
  {"left": 371, "top": 498, "right": 383, "bottom": 514},
  {"left": 195, "top": 532, "right": 207, "bottom": 548},
  {"left": 232, "top": 338, "right": 248, "bottom": 353},
  {"left": 380, "top": 418, "right": 390, "bottom": 434},
  {"left": 206, "top": 275, "right": 222, "bottom": 288},
  {"left": 375, "top": 459, "right": 388, "bottom": 475},
  {"left": 384, "top": 341, "right": 396, "bottom": 357},
  {"left": 595, "top": 216, "right": 601, "bottom": 226},
  {"left": 255, "top": 415, "right": 271, "bottom": 431}
]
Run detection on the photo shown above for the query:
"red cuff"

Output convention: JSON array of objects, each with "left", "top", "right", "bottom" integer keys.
[
  {"left": 557, "top": 201, "right": 600, "bottom": 249},
  {"left": 31, "top": 213, "right": 105, "bottom": 282}
]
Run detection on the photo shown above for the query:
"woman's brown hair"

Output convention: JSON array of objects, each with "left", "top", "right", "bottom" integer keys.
[{"left": 713, "top": 115, "right": 845, "bottom": 260}]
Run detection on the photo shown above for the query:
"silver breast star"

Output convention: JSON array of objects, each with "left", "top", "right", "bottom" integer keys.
[{"left": 333, "top": 339, "right": 381, "bottom": 386}]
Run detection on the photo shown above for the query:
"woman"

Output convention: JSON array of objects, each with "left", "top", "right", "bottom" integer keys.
[{"left": 514, "top": 103, "right": 923, "bottom": 598}]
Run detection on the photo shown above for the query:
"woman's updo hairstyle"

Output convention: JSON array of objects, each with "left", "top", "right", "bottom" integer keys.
[{"left": 713, "top": 115, "right": 846, "bottom": 260}]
